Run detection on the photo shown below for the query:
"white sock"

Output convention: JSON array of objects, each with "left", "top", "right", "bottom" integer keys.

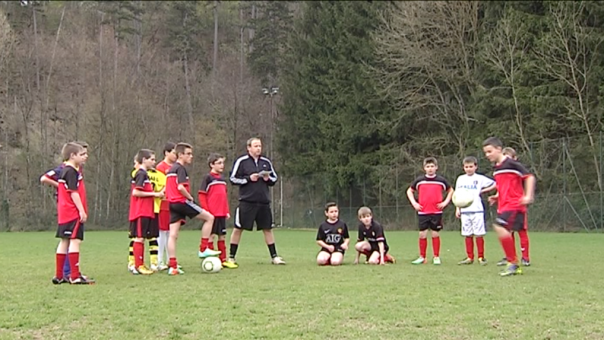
[{"left": 158, "top": 230, "right": 169, "bottom": 265}]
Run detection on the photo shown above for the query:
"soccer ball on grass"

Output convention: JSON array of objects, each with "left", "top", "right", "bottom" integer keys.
[{"left": 201, "top": 257, "right": 222, "bottom": 273}]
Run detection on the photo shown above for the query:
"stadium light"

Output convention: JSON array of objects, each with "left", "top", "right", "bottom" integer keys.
[{"left": 262, "top": 85, "right": 281, "bottom": 226}]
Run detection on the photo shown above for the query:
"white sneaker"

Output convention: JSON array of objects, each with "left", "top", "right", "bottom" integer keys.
[
  {"left": 157, "top": 263, "right": 169, "bottom": 271},
  {"left": 150, "top": 264, "right": 159, "bottom": 272},
  {"left": 433, "top": 257, "right": 442, "bottom": 265},
  {"left": 128, "top": 265, "right": 139, "bottom": 275},
  {"left": 271, "top": 256, "right": 286, "bottom": 265}
]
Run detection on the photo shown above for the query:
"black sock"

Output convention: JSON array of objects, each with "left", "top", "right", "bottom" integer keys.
[
  {"left": 268, "top": 243, "right": 277, "bottom": 258},
  {"left": 229, "top": 243, "right": 239, "bottom": 258}
]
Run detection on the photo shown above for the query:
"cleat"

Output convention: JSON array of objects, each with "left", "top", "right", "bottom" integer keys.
[
  {"left": 221, "top": 260, "right": 239, "bottom": 269},
  {"left": 411, "top": 257, "right": 427, "bottom": 265},
  {"left": 521, "top": 258, "right": 531, "bottom": 267},
  {"left": 168, "top": 267, "right": 185, "bottom": 276},
  {"left": 478, "top": 257, "right": 488, "bottom": 266},
  {"left": 433, "top": 257, "right": 442, "bottom": 265},
  {"left": 157, "top": 263, "right": 169, "bottom": 271},
  {"left": 198, "top": 249, "right": 221, "bottom": 258},
  {"left": 497, "top": 258, "right": 508, "bottom": 266},
  {"left": 271, "top": 256, "right": 286, "bottom": 265},
  {"left": 69, "top": 276, "right": 96, "bottom": 285},
  {"left": 52, "top": 277, "right": 68, "bottom": 285},
  {"left": 458, "top": 258, "right": 474, "bottom": 265},
  {"left": 385, "top": 254, "right": 396, "bottom": 264},
  {"left": 136, "top": 266, "right": 154, "bottom": 275},
  {"left": 500, "top": 263, "right": 523, "bottom": 277}
]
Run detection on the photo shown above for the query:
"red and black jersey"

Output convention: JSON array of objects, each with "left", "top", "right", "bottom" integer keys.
[
  {"left": 357, "top": 220, "right": 388, "bottom": 248},
  {"left": 316, "top": 219, "right": 350, "bottom": 246},
  {"left": 155, "top": 161, "right": 172, "bottom": 211},
  {"left": 129, "top": 168, "right": 155, "bottom": 221},
  {"left": 493, "top": 157, "right": 531, "bottom": 213},
  {"left": 165, "top": 162, "right": 190, "bottom": 203},
  {"left": 57, "top": 165, "right": 85, "bottom": 224},
  {"left": 410, "top": 174, "right": 451, "bottom": 214},
  {"left": 198, "top": 172, "right": 229, "bottom": 217}
]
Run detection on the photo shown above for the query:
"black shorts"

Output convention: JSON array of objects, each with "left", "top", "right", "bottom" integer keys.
[
  {"left": 418, "top": 214, "right": 443, "bottom": 231},
  {"left": 320, "top": 247, "right": 345, "bottom": 255},
  {"left": 56, "top": 219, "right": 84, "bottom": 240},
  {"left": 169, "top": 201, "right": 204, "bottom": 224},
  {"left": 234, "top": 201, "right": 272, "bottom": 231},
  {"left": 496, "top": 210, "right": 525, "bottom": 232},
  {"left": 129, "top": 216, "right": 159, "bottom": 239},
  {"left": 369, "top": 242, "right": 389, "bottom": 255},
  {"left": 212, "top": 217, "right": 227, "bottom": 236}
]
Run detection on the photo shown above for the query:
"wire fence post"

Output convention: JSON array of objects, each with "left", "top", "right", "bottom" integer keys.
[
  {"left": 562, "top": 138, "right": 567, "bottom": 232},
  {"left": 598, "top": 131, "right": 604, "bottom": 229}
]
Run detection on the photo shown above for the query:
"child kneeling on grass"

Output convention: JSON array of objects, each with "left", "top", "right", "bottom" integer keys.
[
  {"left": 354, "top": 207, "right": 396, "bottom": 265},
  {"left": 316, "top": 202, "right": 350, "bottom": 266}
]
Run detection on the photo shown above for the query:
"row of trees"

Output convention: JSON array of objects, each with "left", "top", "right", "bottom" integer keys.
[
  {"left": 278, "top": 1, "right": 604, "bottom": 210},
  {"left": 1, "top": 1, "right": 602, "bottom": 229},
  {"left": 0, "top": 1, "right": 294, "bottom": 229}
]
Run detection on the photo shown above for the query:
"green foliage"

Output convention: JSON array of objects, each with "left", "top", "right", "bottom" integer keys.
[
  {"left": 278, "top": 1, "right": 393, "bottom": 196},
  {"left": 247, "top": 1, "right": 294, "bottom": 85}
]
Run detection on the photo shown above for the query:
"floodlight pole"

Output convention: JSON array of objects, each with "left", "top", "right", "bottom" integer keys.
[{"left": 262, "top": 86, "right": 280, "bottom": 226}]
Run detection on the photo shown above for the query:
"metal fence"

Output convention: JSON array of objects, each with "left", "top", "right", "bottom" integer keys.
[{"left": 0, "top": 135, "right": 603, "bottom": 232}]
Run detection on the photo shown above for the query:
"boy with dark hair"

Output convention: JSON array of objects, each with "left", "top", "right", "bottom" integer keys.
[
  {"left": 155, "top": 142, "right": 177, "bottom": 271},
  {"left": 407, "top": 157, "right": 454, "bottom": 265},
  {"left": 199, "top": 153, "right": 237, "bottom": 269},
  {"left": 316, "top": 202, "right": 350, "bottom": 266},
  {"left": 165, "top": 143, "right": 220, "bottom": 275},
  {"left": 52, "top": 142, "right": 94, "bottom": 285},
  {"left": 496, "top": 147, "right": 531, "bottom": 267},
  {"left": 129, "top": 149, "right": 164, "bottom": 275},
  {"left": 483, "top": 137, "right": 535, "bottom": 276},
  {"left": 455, "top": 156, "right": 496, "bottom": 265},
  {"left": 44, "top": 141, "right": 89, "bottom": 282}
]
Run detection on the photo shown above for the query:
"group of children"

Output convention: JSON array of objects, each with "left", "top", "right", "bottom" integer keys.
[
  {"left": 43, "top": 136, "right": 533, "bottom": 284},
  {"left": 126, "top": 142, "right": 238, "bottom": 276},
  {"left": 315, "top": 137, "right": 534, "bottom": 277}
]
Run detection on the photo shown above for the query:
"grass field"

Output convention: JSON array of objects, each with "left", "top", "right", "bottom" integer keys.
[{"left": 1, "top": 230, "right": 604, "bottom": 340}]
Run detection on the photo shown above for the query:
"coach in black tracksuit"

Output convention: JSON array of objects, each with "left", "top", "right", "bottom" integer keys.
[{"left": 227, "top": 137, "right": 286, "bottom": 265}]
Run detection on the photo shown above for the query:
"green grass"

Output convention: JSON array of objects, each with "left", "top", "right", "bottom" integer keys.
[{"left": 1, "top": 230, "right": 604, "bottom": 340}]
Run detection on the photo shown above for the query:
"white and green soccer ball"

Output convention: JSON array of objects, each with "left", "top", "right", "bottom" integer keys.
[{"left": 201, "top": 257, "right": 222, "bottom": 273}]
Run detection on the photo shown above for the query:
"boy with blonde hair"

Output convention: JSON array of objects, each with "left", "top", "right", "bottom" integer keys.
[{"left": 354, "top": 207, "right": 395, "bottom": 265}]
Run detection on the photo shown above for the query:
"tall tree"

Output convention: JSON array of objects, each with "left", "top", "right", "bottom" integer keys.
[{"left": 279, "top": 1, "right": 392, "bottom": 198}]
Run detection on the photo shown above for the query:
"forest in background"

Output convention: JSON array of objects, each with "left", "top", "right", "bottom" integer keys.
[{"left": 0, "top": 1, "right": 603, "bottom": 231}]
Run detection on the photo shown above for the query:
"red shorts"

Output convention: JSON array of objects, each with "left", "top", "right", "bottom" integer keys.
[{"left": 158, "top": 209, "right": 170, "bottom": 231}]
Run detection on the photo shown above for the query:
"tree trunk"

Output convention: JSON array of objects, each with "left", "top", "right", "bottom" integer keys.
[
  {"left": 249, "top": 2, "right": 255, "bottom": 53},
  {"left": 183, "top": 51, "right": 194, "bottom": 129},
  {"left": 213, "top": 0, "right": 219, "bottom": 72}
]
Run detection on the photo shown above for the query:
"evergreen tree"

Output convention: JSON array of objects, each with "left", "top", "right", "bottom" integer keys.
[{"left": 278, "top": 1, "right": 393, "bottom": 197}]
